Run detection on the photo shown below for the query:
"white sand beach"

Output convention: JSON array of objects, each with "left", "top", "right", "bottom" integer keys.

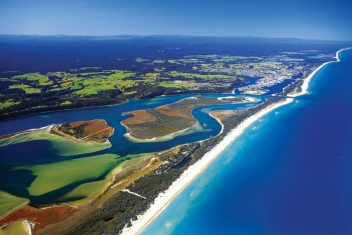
[
  {"left": 122, "top": 97, "right": 293, "bottom": 235},
  {"left": 292, "top": 47, "right": 349, "bottom": 97}
]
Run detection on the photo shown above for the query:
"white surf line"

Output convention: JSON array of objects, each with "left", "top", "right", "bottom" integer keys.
[
  {"left": 121, "top": 189, "right": 147, "bottom": 200},
  {"left": 292, "top": 47, "right": 352, "bottom": 97},
  {"left": 23, "top": 220, "right": 35, "bottom": 235}
]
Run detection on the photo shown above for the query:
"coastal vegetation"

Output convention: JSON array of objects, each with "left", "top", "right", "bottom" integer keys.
[
  {"left": 0, "top": 42, "right": 332, "bottom": 121},
  {"left": 0, "top": 66, "right": 242, "bottom": 120}
]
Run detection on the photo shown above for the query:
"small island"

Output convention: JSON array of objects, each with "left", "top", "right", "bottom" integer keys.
[
  {"left": 50, "top": 119, "right": 114, "bottom": 143},
  {"left": 122, "top": 97, "right": 255, "bottom": 140}
]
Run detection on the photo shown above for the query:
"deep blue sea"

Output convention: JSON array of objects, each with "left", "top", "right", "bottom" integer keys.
[{"left": 140, "top": 49, "right": 352, "bottom": 235}]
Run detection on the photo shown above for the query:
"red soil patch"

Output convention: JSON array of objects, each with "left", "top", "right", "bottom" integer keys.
[
  {"left": 122, "top": 110, "right": 157, "bottom": 125},
  {"left": 0, "top": 205, "right": 78, "bottom": 233},
  {"left": 81, "top": 120, "right": 113, "bottom": 136},
  {"left": 69, "top": 121, "right": 86, "bottom": 128},
  {"left": 97, "top": 128, "right": 114, "bottom": 137},
  {"left": 157, "top": 106, "right": 194, "bottom": 120},
  {"left": 69, "top": 120, "right": 111, "bottom": 132},
  {"left": 210, "top": 110, "right": 233, "bottom": 120},
  {"left": 61, "top": 119, "right": 114, "bottom": 141}
]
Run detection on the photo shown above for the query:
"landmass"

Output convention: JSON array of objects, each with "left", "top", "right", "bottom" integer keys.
[
  {"left": 50, "top": 119, "right": 114, "bottom": 143},
  {"left": 0, "top": 38, "right": 335, "bottom": 121},
  {"left": 122, "top": 96, "right": 255, "bottom": 140},
  {"left": 0, "top": 36, "right": 348, "bottom": 235}
]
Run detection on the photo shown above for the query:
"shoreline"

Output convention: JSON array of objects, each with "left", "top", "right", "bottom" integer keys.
[
  {"left": 208, "top": 111, "right": 225, "bottom": 136},
  {"left": 122, "top": 48, "right": 348, "bottom": 235},
  {"left": 292, "top": 47, "right": 351, "bottom": 97},
  {"left": 0, "top": 99, "right": 130, "bottom": 123},
  {"left": 123, "top": 97, "right": 294, "bottom": 235}
]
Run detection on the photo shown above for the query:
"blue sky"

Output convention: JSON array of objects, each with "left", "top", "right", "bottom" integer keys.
[{"left": 0, "top": 0, "right": 351, "bottom": 41}]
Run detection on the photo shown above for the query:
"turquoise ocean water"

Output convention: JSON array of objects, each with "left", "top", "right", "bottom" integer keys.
[{"left": 140, "top": 49, "right": 352, "bottom": 235}]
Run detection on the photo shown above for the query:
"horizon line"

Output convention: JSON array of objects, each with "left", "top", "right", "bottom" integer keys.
[{"left": 0, "top": 33, "right": 351, "bottom": 43}]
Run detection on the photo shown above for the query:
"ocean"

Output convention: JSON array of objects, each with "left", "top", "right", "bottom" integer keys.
[{"left": 140, "top": 49, "right": 352, "bottom": 235}]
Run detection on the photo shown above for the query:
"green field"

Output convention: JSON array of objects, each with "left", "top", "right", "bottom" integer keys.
[
  {"left": 168, "top": 59, "right": 181, "bottom": 64},
  {"left": 60, "top": 101, "right": 72, "bottom": 106},
  {"left": 13, "top": 72, "right": 50, "bottom": 85},
  {"left": 71, "top": 70, "right": 136, "bottom": 96},
  {"left": 0, "top": 55, "right": 244, "bottom": 120},
  {"left": 8, "top": 84, "right": 41, "bottom": 94},
  {"left": 157, "top": 82, "right": 182, "bottom": 88},
  {"left": 168, "top": 71, "right": 232, "bottom": 79},
  {"left": 0, "top": 100, "right": 19, "bottom": 110},
  {"left": 141, "top": 73, "right": 159, "bottom": 80},
  {"left": 106, "top": 70, "right": 135, "bottom": 80}
]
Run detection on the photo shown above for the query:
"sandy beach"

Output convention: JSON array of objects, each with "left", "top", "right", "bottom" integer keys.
[
  {"left": 122, "top": 98, "right": 294, "bottom": 235},
  {"left": 292, "top": 47, "right": 350, "bottom": 97},
  {"left": 121, "top": 49, "right": 350, "bottom": 235}
]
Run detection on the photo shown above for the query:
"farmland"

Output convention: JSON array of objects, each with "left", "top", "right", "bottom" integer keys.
[{"left": 0, "top": 48, "right": 331, "bottom": 120}]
